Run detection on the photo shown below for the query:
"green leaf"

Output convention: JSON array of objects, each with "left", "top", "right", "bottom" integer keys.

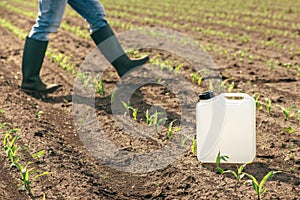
[
  {"left": 33, "top": 172, "right": 50, "bottom": 181},
  {"left": 245, "top": 173, "right": 259, "bottom": 187},
  {"left": 216, "top": 167, "right": 224, "bottom": 174},
  {"left": 259, "top": 171, "right": 280, "bottom": 192},
  {"left": 261, "top": 187, "right": 267, "bottom": 195},
  {"left": 223, "top": 170, "right": 237, "bottom": 179}
]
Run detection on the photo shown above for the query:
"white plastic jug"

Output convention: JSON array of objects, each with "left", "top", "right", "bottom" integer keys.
[{"left": 196, "top": 92, "right": 256, "bottom": 163}]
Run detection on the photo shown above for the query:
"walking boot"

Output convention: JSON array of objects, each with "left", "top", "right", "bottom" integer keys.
[
  {"left": 91, "top": 24, "right": 149, "bottom": 77},
  {"left": 21, "top": 37, "right": 60, "bottom": 93}
]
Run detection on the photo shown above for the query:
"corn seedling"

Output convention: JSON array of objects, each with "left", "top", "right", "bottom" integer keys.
[
  {"left": 31, "top": 150, "right": 45, "bottom": 160},
  {"left": 223, "top": 162, "right": 249, "bottom": 182},
  {"left": 174, "top": 63, "right": 183, "bottom": 76},
  {"left": 94, "top": 78, "right": 106, "bottom": 96},
  {"left": 280, "top": 105, "right": 295, "bottom": 120},
  {"left": 145, "top": 109, "right": 154, "bottom": 125},
  {"left": 15, "top": 161, "right": 50, "bottom": 195},
  {"left": 0, "top": 109, "right": 5, "bottom": 114},
  {"left": 297, "top": 110, "right": 300, "bottom": 125},
  {"left": 110, "top": 90, "right": 116, "bottom": 103},
  {"left": 121, "top": 101, "right": 131, "bottom": 116},
  {"left": 152, "top": 111, "right": 167, "bottom": 133},
  {"left": 265, "top": 98, "right": 271, "bottom": 114},
  {"left": 244, "top": 171, "right": 281, "bottom": 200},
  {"left": 0, "top": 122, "right": 11, "bottom": 129},
  {"left": 121, "top": 102, "right": 138, "bottom": 120},
  {"left": 131, "top": 107, "right": 138, "bottom": 121},
  {"left": 36, "top": 111, "right": 44, "bottom": 119},
  {"left": 222, "top": 79, "right": 235, "bottom": 92},
  {"left": 191, "top": 138, "right": 197, "bottom": 155},
  {"left": 282, "top": 126, "right": 295, "bottom": 134},
  {"left": 167, "top": 120, "right": 177, "bottom": 140},
  {"left": 253, "top": 93, "right": 262, "bottom": 110},
  {"left": 215, "top": 151, "right": 229, "bottom": 174},
  {"left": 3, "top": 129, "right": 21, "bottom": 167}
]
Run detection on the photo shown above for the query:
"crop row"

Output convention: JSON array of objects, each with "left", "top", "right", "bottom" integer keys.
[
  {"left": 0, "top": 9, "right": 299, "bottom": 129},
  {"left": 2, "top": 0, "right": 300, "bottom": 78}
]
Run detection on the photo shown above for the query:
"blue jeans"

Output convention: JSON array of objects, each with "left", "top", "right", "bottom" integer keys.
[{"left": 29, "top": 0, "right": 107, "bottom": 41}]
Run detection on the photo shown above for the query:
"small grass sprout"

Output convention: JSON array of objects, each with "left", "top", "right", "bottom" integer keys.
[{"left": 244, "top": 171, "right": 281, "bottom": 200}]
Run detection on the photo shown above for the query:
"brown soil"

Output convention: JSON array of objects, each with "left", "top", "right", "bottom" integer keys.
[{"left": 0, "top": 0, "right": 299, "bottom": 200}]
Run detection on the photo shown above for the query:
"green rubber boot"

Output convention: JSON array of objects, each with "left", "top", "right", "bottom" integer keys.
[
  {"left": 21, "top": 37, "right": 60, "bottom": 93},
  {"left": 91, "top": 24, "right": 149, "bottom": 77}
]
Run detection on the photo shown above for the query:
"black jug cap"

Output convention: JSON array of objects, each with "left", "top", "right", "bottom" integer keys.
[{"left": 199, "top": 91, "right": 215, "bottom": 100}]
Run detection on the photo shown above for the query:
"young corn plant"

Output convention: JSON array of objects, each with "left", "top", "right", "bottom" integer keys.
[
  {"left": 145, "top": 109, "right": 154, "bottom": 126},
  {"left": 215, "top": 151, "right": 229, "bottom": 174},
  {"left": 122, "top": 101, "right": 131, "bottom": 116},
  {"left": 253, "top": 93, "right": 263, "bottom": 111},
  {"left": 131, "top": 107, "right": 138, "bottom": 121},
  {"left": 244, "top": 171, "right": 281, "bottom": 200},
  {"left": 121, "top": 102, "right": 138, "bottom": 121},
  {"left": 3, "top": 128, "right": 21, "bottom": 167},
  {"left": 265, "top": 98, "right": 271, "bottom": 114},
  {"left": 36, "top": 111, "right": 44, "bottom": 119},
  {"left": 297, "top": 110, "right": 300, "bottom": 125},
  {"left": 15, "top": 161, "right": 50, "bottom": 195},
  {"left": 191, "top": 138, "right": 197, "bottom": 155},
  {"left": 94, "top": 78, "right": 106, "bottom": 96},
  {"left": 280, "top": 105, "right": 295, "bottom": 120},
  {"left": 168, "top": 119, "right": 179, "bottom": 140},
  {"left": 152, "top": 111, "right": 167, "bottom": 133},
  {"left": 223, "top": 162, "right": 249, "bottom": 182},
  {"left": 167, "top": 120, "right": 178, "bottom": 140}
]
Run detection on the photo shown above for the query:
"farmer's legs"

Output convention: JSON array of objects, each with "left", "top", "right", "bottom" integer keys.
[
  {"left": 22, "top": 0, "right": 66, "bottom": 93},
  {"left": 67, "top": 0, "right": 108, "bottom": 33},
  {"left": 69, "top": 0, "right": 149, "bottom": 77},
  {"left": 29, "top": 0, "right": 67, "bottom": 41}
]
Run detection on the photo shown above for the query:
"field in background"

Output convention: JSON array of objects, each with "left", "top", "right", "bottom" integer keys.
[{"left": 0, "top": 0, "right": 299, "bottom": 199}]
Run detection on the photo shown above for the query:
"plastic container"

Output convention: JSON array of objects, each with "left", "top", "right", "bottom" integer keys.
[{"left": 196, "top": 92, "right": 256, "bottom": 163}]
